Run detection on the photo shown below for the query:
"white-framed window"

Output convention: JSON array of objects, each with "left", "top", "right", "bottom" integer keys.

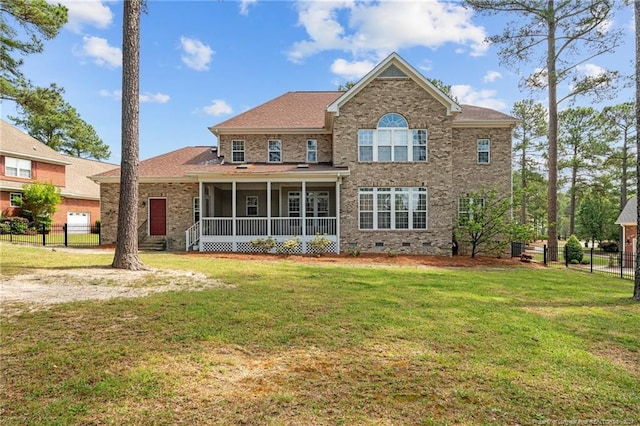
[
  {"left": 306, "top": 139, "right": 318, "bottom": 163},
  {"left": 193, "top": 197, "right": 200, "bottom": 223},
  {"left": 268, "top": 140, "right": 281, "bottom": 163},
  {"left": 5, "top": 157, "right": 32, "bottom": 178},
  {"left": 358, "top": 114, "right": 427, "bottom": 162},
  {"left": 458, "top": 197, "right": 486, "bottom": 221},
  {"left": 358, "top": 187, "right": 428, "bottom": 230},
  {"left": 477, "top": 139, "right": 490, "bottom": 164},
  {"left": 246, "top": 196, "right": 258, "bottom": 216},
  {"left": 232, "top": 140, "right": 245, "bottom": 163},
  {"left": 10, "top": 192, "right": 22, "bottom": 207},
  {"left": 288, "top": 192, "right": 301, "bottom": 217}
]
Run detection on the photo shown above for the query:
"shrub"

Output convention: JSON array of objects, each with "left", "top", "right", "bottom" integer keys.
[
  {"left": 346, "top": 246, "right": 361, "bottom": 257},
  {"left": 581, "top": 258, "right": 590, "bottom": 265},
  {"left": 599, "top": 241, "right": 618, "bottom": 252},
  {"left": 309, "top": 233, "right": 332, "bottom": 256},
  {"left": 564, "top": 235, "right": 584, "bottom": 264},
  {"left": 1, "top": 217, "right": 29, "bottom": 234},
  {"left": 278, "top": 237, "right": 300, "bottom": 255},
  {"left": 250, "top": 236, "right": 276, "bottom": 253},
  {"left": 570, "top": 259, "right": 580, "bottom": 264}
]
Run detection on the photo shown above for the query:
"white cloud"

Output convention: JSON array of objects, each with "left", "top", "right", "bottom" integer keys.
[
  {"left": 58, "top": 0, "right": 113, "bottom": 32},
  {"left": 203, "top": 99, "right": 233, "bottom": 116},
  {"left": 140, "top": 92, "right": 170, "bottom": 104},
  {"left": 483, "top": 71, "right": 502, "bottom": 83},
  {"left": 80, "top": 36, "right": 121, "bottom": 68},
  {"left": 330, "top": 58, "right": 375, "bottom": 80},
  {"left": 239, "top": 0, "right": 257, "bottom": 16},
  {"left": 180, "top": 37, "right": 214, "bottom": 71},
  {"left": 451, "top": 84, "right": 507, "bottom": 110},
  {"left": 100, "top": 89, "right": 170, "bottom": 104},
  {"left": 576, "top": 63, "right": 606, "bottom": 78},
  {"left": 288, "top": 0, "right": 488, "bottom": 64}
]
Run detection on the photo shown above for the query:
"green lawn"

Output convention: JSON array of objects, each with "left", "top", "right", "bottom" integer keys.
[
  {"left": 0, "top": 232, "right": 99, "bottom": 246},
  {"left": 1, "top": 244, "right": 638, "bottom": 425}
]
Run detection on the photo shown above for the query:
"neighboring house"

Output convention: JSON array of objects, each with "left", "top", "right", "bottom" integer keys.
[
  {"left": 616, "top": 196, "right": 637, "bottom": 256},
  {"left": 93, "top": 53, "right": 516, "bottom": 254},
  {"left": 0, "top": 119, "right": 117, "bottom": 227}
]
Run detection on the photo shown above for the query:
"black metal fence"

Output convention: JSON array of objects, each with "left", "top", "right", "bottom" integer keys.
[
  {"left": 0, "top": 223, "right": 101, "bottom": 247},
  {"left": 542, "top": 245, "right": 635, "bottom": 281}
]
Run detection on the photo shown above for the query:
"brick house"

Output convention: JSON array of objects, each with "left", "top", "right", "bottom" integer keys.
[
  {"left": 1, "top": 119, "right": 116, "bottom": 227},
  {"left": 93, "top": 53, "right": 516, "bottom": 254},
  {"left": 616, "top": 196, "right": 637, "bottom": 256}
]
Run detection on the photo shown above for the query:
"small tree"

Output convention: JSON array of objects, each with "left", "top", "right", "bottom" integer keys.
[
  {"left": 455, "top": 188, "right": 532, "bottom": 257},
  {"left": 564, "top": 235, "right": 584, "bottom": 264},
  {"left": 19, "top": 182, "right": 61, "bottom": 227},
  {"left": 577, "top": 193, "right": 616, "bottom": 247}
]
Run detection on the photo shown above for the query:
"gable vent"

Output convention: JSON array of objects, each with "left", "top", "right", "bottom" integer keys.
[{"left": 378, "top": 64, "right": 408, "bottom": 78}]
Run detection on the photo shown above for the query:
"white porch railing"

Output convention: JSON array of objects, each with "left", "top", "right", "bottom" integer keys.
[
  {"left": 185, "top": 220, "right": 200, "bottom": 251},
  {"left": 198, "top": 217, "right": 339, "bottom": 254}
]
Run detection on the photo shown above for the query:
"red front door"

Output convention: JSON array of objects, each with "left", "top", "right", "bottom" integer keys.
[{"left": 149, "top": 198, "right": 166, "bottom": 236}]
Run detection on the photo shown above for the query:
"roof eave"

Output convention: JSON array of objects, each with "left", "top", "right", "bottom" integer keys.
[
  {"left": 209, "top": 127, "right": 331, "bottom": 136},
  {"left": 0, "top": 149, "right": 71, "bottom": 166},
  {"left": 452, "top": 120, "right": 518, "bottom": 129}
]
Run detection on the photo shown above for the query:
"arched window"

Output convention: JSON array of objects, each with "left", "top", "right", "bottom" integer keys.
[
  {"left": 377, "top": 113, "right": 408, "bottom": 128},
  {"left": 358, "top": 113, "right": 427, "bottom": 162}
]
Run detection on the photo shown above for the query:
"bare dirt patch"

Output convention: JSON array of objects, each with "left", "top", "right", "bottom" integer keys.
[{"left": 0, "top": 266, "right": 228, "bottom": 316}]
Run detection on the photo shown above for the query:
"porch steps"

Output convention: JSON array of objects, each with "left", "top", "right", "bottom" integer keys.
[{"left": 138, "top": 237, "right": 167, "bottom": 251}]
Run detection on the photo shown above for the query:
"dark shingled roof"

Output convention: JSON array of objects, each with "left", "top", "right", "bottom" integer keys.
[{"left": 454, "top": 105, "right": 517, "bottom": 122}]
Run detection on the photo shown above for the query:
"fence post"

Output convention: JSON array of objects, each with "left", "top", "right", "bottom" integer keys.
[
  {"left": 9, "top": 224, "right": 12, "bottom": 243},
  {"left": 564, "top": 245, "right": 569, "bottom": 268},
  {"left": 543, "top": 244, "right": 547, "bottom": 265},
  {"left": 97, "top": 222, "right": 101, "bottom": 246},
  {"left": 42, "top": 223, "right": 46, "bottom": 246},
  {"left": 620, "top": 251, "right": 623, "bottom": 279},
  {"left": 590, "top": 248, "right": 593, "bottom": 273},
  {"left": 64, "top": 223, "right": 68, "bottom": 247}
]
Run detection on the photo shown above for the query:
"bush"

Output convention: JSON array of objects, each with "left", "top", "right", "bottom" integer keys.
[
  {"left": 599, "top": 241, "right": 618, "bottom": 252},
  {"left": 581, "top": 258, "right": 591, "bottom": 265},
  {"left": 309, "top": 233, "right": 332, "bottom": 256},
  {"left": 0, "top": 217, "right": 29, "bottom": 234},
  {"left": 278, "top": 237, "right": 300, "bottom": 255},
  {"left": 250, "top": 236, "right": 276, "bottom": 253},
  {"left": 564, "top": 235, "right": 584, "bottom": 264},
  {"left": 346, "top": 246, "right": 361, "bottom": 257}
]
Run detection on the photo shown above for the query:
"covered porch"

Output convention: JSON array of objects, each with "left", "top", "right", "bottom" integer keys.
[{"left": 186, "top": 171, "right": 347, "bottom": 254}]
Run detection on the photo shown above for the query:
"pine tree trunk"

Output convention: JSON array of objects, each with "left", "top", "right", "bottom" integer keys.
[
  {"left": 546, "top": 0, "right": 559, "bottom": 261},
  {"left": 634, "top": 0, "right": 640, "bottom": 301},
  {"left": 112, "top": 0, "right": 144, "bottom": 271}
]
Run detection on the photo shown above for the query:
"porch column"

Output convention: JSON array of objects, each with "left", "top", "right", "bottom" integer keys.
[
  {"left": 232, "top": 181, "right": 237, "bottom": 251},
  {"left": 301, "top": 180, "right": 306, "bottom": 237},
  {"left": 335, "top": 178, "right": 341, "bottom": 254},
  {"left": 267, "top": 180, "right": 271, "bottom": 236},
  {"left": 198, "top": 181, "right": 203, "bottom": 252}
]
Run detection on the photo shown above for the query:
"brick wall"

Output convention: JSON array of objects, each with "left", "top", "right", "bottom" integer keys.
[
  {"left": 100, "top": 182, "right": 198, "bottom": 250},
  {"left": 1, "top": 156, "right": 66, "bottom": 187},
  {"left": 0, "top": 191, "right": 100, "bottom": 224},
  {"left": 333, "top": 77, "right": 455, "bottom": 255},
  {"left": 218, "top": 133, "right": 332, "bottom": 163}
]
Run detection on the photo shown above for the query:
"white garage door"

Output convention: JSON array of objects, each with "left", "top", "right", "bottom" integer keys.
[{"left": 67, "top": 212, "right": 90, "bottom": 234}]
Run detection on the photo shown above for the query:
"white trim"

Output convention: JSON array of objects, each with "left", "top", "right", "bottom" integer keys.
[
  {"left": 0, "top": 150, "right": 71, "bottom": 165},
  {"left": 327, "top": 52, "right": 461, "bottom": 116}
]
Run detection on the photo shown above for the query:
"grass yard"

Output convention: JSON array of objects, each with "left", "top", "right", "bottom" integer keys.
[{"left": 1, "top": 244, "right": 638, "bottom": 425}]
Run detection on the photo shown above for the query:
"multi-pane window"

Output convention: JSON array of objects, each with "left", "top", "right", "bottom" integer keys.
[
  {"left": 358, "top": 187, "right": 428, "bottom": 230},
  {"left": 268, "top": 140, "right": 281, "bottom": 163},
  {"left": 458, "top": 197, "right": 486, "bottom": 221},
  {"left": 246, "top": 196, "right": 258, "bottom": 216},
  {"left": 10, "top": 193, "right": 22, "bottom": 207},
  {"left": 305, "top": 191, "right": 329, "bottom": 217},
  {"left": 477, "top": 139, "right": 490, "bottom": 164},
  {"left": 288, "top": 192, "right": 301, "bottom": 217},
  {"left": 358, "top": 114, "right": 427, "bottom": 162},
  {"left": 5, "top": 157, "right": 32, "bottom": 178},
  {"left": 306, "top": 139, "right": 318, "bottom": 163},
  {"left": 193, "top": 197, "right": 200, "bottom": 223},
  {"left": 232, "top": 140, "right": 245, "bottom": 163}
]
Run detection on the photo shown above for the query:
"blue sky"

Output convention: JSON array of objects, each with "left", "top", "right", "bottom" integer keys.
[{"left": 1, "top": 0, "right": 635, "bottom": 164}]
